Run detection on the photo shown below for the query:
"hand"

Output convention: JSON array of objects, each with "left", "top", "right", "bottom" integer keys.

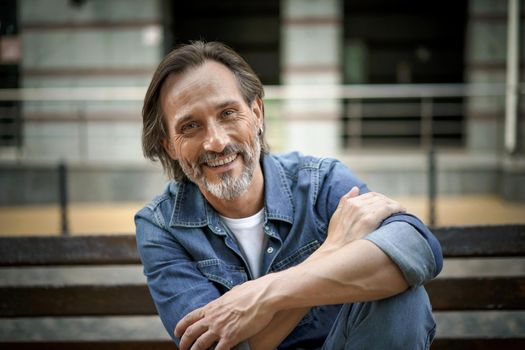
[
  {"left": 175, "top": 275, "right": 277, "bottom": 350},
  {"left": 323, "top": 187, "right": 406, "bottom": 250}
]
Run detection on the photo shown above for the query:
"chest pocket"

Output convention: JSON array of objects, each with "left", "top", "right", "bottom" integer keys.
[
  {"left": 271, "top": 240, "right": 321, "bottom": 272},
  {"left": 196, "top": 259, "right": 248, "bottom": 290}
]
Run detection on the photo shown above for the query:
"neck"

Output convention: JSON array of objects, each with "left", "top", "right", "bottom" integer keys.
[{"left": 202, "top": 165, "right": 264, "bottom": 219}]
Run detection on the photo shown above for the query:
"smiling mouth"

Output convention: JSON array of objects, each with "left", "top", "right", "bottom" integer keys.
[{"left": 205, "top": 153, "right": 238, "bottom": 168}]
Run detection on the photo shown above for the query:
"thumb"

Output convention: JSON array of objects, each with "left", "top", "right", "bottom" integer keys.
[
  {"left": 337, "top": 186, "right": 360, "bottom": 209},
  {"left": 346, "top": 186, "right": 360, "bottom": 198}
]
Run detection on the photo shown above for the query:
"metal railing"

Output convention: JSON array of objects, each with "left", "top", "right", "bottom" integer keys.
[
  {"left": 1, "top": 83, "right": 521, "bottom": 155},
  {"left": 0, "top": 83, "right": 523, "bottom": 229}
]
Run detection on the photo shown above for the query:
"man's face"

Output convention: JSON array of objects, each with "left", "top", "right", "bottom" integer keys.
[{"left": 160, "top": 60, "right": 263, "bottom": 200}]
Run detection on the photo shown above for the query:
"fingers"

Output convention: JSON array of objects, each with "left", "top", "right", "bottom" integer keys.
[
  {"left": 189, "top": 330, "right": 219, "bottom": 350},
  {"left": 375, "top": 193, "right": 406, "bottom": 215},
  {"left": 368, "top": 193, "right": 405, "bottom": 212},
  {"left": 387, "top": 199, "right": 406, "bottom": 214},
  {"left": 214, "top": 338, "right": 234, "bottom": 350},
  {"left": 361, "top": 193, "right": 406, "bottom": 219},
  {"left": 175, "top": 307, "right": 204, "bottom": 339},
  {"left": 350, "top": 192, "right": 406, "bottom": 213},
  {"left": 339, "top": 191, "right": 407, "bottom": 228},
  {"left": 328, "top": 190, "right": 409, "bottom": 246},
  {"left": 178, "top": 319, "right": 210, "bottom": 350}
]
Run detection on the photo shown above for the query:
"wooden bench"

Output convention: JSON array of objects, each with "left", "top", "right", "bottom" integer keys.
[{"left": 1, "top": 224, "right": 524, "bottom": 349}]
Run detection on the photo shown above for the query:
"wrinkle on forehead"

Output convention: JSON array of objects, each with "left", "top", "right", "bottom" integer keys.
[{"left": 160, "top": 61, "right": 244, "bottom": 120}]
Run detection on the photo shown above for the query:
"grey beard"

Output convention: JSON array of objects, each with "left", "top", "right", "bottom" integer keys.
[
  {"left": 202, "top": 164, "right": 254, "bottom": 200},
  {"left": 179, "top": 136, "right": 260, "bottom": 200}
]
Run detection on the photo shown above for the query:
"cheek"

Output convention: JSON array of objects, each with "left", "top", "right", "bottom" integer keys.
[
  {"left": 175, "top": 139, "right": 201, "bottom": 162},
  {"left": 247, "top": 125, "right": 260, "bottom": 144},
  {"left": 233, "top": 119, "right": 258, "bottom": 140}
]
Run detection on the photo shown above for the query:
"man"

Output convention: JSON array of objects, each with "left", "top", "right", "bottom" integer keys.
[{"left": 136, "top": 41, "right": 442, "bottom": 350}]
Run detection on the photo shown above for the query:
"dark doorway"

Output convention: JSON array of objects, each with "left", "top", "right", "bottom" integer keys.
[
  {"left": 343, "top": 0, "right": 467, "bottom": 84},
  {"left": 165, "top": 0, "right": 281, "bottom": 84},
  {"left": 0, "top": 0, "right": 21, "bottom": 148},
  {"left": 342, "top": 0, "right": 468, "bottom": 148}
]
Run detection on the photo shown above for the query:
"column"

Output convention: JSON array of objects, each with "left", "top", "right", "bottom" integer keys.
[{"left": 281, "top": 0, "right": 343, "bottom": 156}]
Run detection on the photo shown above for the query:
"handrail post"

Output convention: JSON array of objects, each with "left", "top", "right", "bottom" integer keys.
[
  {"left": 421, "top": 97, "right": 433, "bottom": 149},
  {"left": 428, "top": 147, "right": 437, "bottom": 227},
  {"left": 58, "top": 162, "right": 69, "bottom": 236},
  {"left": 347, "top": 98, "right": 363, "bottom": 148},
  {"left": 78, "top": 104, "right": 88, "bottom": 161},
  {"left": 505, "top": 0, "right": 520, "bottom": 154}
]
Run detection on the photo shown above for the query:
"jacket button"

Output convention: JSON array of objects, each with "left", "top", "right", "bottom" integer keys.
[{"left": 267, "top": 247, "right": 274, "bottom": 254}]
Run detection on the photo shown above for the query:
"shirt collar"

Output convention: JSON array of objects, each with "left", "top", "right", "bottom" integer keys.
[{"left": 169, "top": 154, "right": 294, "bottom": 228}]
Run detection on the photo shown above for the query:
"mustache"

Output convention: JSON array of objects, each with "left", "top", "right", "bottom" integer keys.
[{"left": 197, "top": 143, "right": 246, "bottom": 164}]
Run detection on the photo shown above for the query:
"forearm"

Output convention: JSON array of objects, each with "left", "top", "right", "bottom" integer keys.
[
  {"left": 246, "top": 243, "right": 332, "bottom": 350},
  {"left": 263, "top": 239, "right": 409, "bottom": 311},
  {"left": 248, "top": 308, "right": 309, "bottom": 350},
  {"left": 241, "top": 238, "right": 407, "bottom": 349}
]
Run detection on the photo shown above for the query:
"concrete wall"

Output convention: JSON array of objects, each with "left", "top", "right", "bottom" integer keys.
[
  {"left": 0, "top": 162, "right": 166, "bottom": 205},
  {"left": 464, "top": 0, "right": 525, "bottom": 153},
  {"left": 1, "top": 0, "right": 524, "bottom": 203},
  {"left": 15, "top": 0, "right": 163, "bottom": 163},
  {"left": 1, "top": 152, "right": 521, "bottom": 205}
]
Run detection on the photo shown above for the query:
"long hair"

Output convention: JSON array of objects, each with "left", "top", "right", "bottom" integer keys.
[{"left": 142, "top": 41, "right": 269, "bottom": 181}]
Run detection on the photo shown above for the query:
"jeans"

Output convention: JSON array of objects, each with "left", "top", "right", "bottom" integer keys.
[{"left": 321, "top": 287, "right": 436, "bottom": 350}]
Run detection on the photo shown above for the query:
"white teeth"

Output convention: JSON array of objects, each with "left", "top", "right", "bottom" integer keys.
[{"left": 207, "top": 154, "right": 237, "bottom": 167}]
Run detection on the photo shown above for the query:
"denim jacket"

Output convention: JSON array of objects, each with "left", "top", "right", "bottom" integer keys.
[{"left": 135, "top": 152, "right": 443, "bottom": 349}]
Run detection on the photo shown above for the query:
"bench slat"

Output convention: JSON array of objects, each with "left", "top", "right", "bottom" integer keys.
[
  {"left": 0, "top": 285, "right": 156, "bottom": 317},
  {"left": 0, "top": 235, "right": 140, "bottom": 266},
  {"left": 434, "top": 225, "right": 525, "bottom": 257},
  {"left": 1, "top": 338, "right": 524, "bottom": 350},
  {"left": 1, "top": 277, "right": 524, "bottom": 317},
  {"left": 0, "top": 341, "right": 177, "bottom": 350},
  {"left": 431, "top": 338, "right": 525, "bottom": 350},
  {"left": 426, "top": 277, "right": 525, "bottom": 311},
  {"left": 0, "top": 224, "right": 524, "bottom": 266},
  {"left": 1, "top": 225, "right": 523, "bottom": 348}
]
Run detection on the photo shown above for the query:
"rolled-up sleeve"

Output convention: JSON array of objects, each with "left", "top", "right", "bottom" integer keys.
[
  {"left": 365, "top": 221, "right": 437, "bottom": 286},
  {"left": 317, "top": 158, "right": 443, "bottom": 279}
]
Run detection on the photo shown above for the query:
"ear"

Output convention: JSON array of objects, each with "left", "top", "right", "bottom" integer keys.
[
  {"left": 251, "top": 97, "right": 264, "bottom": 130},
  {"left": 162, "top": 138, "right": 178, "bottom": 161}
]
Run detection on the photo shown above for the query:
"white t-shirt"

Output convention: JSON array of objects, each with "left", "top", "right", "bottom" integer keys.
[{"left": 220, "top": 208, "right": 267, "bottom": 278}]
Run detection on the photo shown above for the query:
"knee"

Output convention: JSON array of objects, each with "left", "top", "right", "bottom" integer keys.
[
  {"left": 380, "top": 286, "right": 434, "bottom": 325},
  {"left": 347, "top": 287, "right": 436, "bottom": 349}
]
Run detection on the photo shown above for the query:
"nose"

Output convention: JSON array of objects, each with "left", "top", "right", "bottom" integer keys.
[{"left": 203, "top": 121, "right": 229, "bottom": 153}]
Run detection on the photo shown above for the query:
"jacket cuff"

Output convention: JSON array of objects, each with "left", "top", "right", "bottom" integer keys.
[{"left": 364, "top": 221, "right": 437, "bottom": 286}]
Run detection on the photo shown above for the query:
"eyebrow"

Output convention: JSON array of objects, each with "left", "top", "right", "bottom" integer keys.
[
  {"left": 174, "top": 114, "right": 193, "bottom": 130},
  {"left": 173, "top": 99, "right": 242, "bottom": 130},
  {"left": 216, "top": 99, "right": 240, "bottom": 109}
]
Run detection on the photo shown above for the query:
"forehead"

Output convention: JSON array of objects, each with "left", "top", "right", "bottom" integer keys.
[{"left": 160, "top": 60, "right": 244, "bottom": 114}]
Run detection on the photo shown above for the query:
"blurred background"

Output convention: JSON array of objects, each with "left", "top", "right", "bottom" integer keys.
[
  {"left": 0, "top": 0, "right": 524, "bottom": 236},
  {"left": 0, "top": 0, "right": 524, "bottom": 345}
]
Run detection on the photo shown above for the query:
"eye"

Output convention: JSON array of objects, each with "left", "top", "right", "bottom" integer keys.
[
  {"left": 221, "top": 109, "right": 236, "bottom": 118},
  {"left": 180, "top": 121, "right": 199, "bottom": 133}
]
